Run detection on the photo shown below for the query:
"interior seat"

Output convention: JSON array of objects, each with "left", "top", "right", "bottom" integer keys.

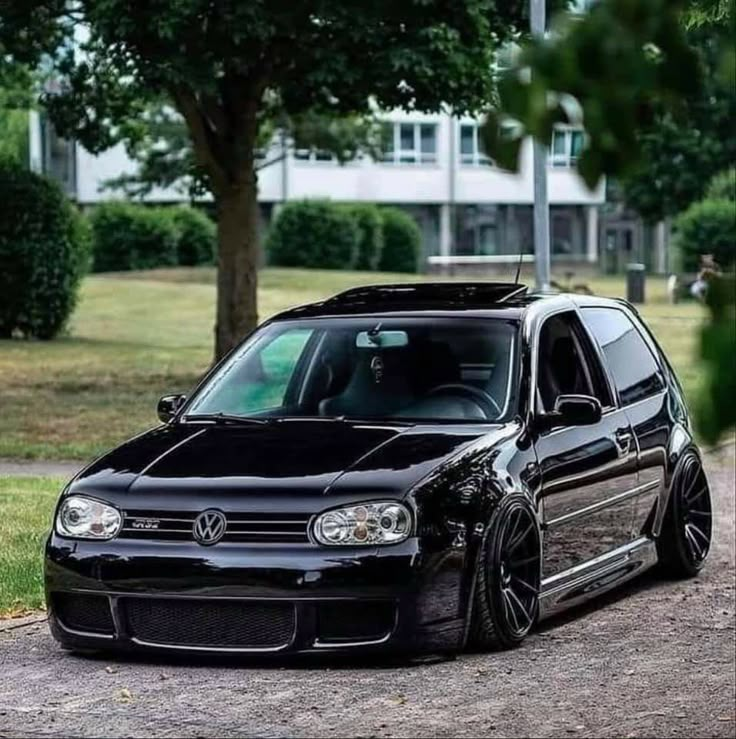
[
  {"left": 319, "top": 347, "right": 416, "bottom": 418},
  {"left": 539, "top": 335, "right": 587, "bottom": 411}
]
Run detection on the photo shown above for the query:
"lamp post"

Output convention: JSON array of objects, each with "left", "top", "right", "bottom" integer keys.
[{"left": 531, "top": 0, "right": 551, "bottom": 291}]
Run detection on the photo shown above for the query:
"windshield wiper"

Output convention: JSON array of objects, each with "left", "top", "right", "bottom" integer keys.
[{"left": 182, "top": 413, "right": 270, "bottom": 426}]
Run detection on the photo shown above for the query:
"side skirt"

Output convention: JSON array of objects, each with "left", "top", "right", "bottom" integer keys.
[{"left": 538, "top": 537, "right": 658, "bottom": 620}]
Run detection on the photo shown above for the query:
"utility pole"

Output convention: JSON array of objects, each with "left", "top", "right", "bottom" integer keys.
[{"left": 531, "top": 0, "right": 551, "bottom": 291}]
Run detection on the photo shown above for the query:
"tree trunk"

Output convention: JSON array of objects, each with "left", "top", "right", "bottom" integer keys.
[{"left": 214, "top": 173, "right": 259, "bottom": 361}]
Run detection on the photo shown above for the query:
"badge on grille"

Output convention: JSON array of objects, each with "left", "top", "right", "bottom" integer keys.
[{"left": 193, "top": 510, "right": 227, "bottom": 546}]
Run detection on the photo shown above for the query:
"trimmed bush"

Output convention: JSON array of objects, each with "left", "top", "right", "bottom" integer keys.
[
  {"left": 90, "top": 202, "right": 179, "bottom": 272},
  {"left": 675, "top": 198, "right": 736, "bottom": 273},
  {"left": 342, "top": 204, "right": 384, "bottom": 270},
  {"left": 267, "top": 200, "right": 359, "bottom": 269},
  {"left": 170, "top": 206, "right": 216, "bottom": 266},
  {"left": 707, "top": 169, "right": 735, "bottom": 202},
  {"left": 378, "top": 207, "right": 422, "bottom": 273},
  {"left": 0, "top": 158, "right": 90, "bottom": 339}
]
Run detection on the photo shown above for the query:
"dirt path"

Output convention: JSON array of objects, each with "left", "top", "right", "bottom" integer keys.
[{"left": 1, "top": 446, "right": 733, "bottom": 739}]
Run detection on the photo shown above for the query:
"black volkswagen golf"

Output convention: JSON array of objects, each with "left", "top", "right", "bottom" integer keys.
[{"left": 45, "top": 283, "right": 712, "bottom": 657}]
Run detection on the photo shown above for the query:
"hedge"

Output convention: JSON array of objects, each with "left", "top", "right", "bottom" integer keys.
[
  {"left": 0, "top": 158, "right": 90, "bottom": 339},
  {"left": 378, "top": 207, "right": 422, "bottom": 273},
  {"left": 266, "top": 200, "right": 359, "bottom": 269},
  {"left": 342, "top": 203, "right": 384, "bottom": 270},
  {"left": 90, "top": 202, "right": 179, "bottom": 272},
  {"left": 707, "top": 169, "right": 735, "bottom": 202},
  {"left": 675, "top": 198, "right": 736, "bottom": 273},
  {"left": 170, "top": 206, "right": 216, "bottom": 266}
]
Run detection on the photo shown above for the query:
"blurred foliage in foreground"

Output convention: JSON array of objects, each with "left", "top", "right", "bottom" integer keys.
[
  {"left": 697, "top": 277, "right": 736, "bottom": 444},
  {"left": 484, "top": 0, "right": 735, "bottom": 444}
]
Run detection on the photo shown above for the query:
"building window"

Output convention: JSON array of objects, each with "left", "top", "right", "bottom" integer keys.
[
  {"left": 459, "top": 124, "right": 492, "bottom": 167},
  {"left": 454, "top": 205, "right": 532, "bottom": 258},
  {"left": 452, "top": 205, "right": 587, "bottom": 260},
  {"left": 40, "top": 115, "right": 76, "bottom": 197},
  {"left": 551, "top": 206, "right": 586, "bottom": 257},
  {"left": 382, "top": 122, "right": 438, "bottom": 165},
  {"left": 293, "top": 148, "right": 337, "bottom": 163},
  {"left": 550, "top": 128, "right": 584, "bottom": 168}
]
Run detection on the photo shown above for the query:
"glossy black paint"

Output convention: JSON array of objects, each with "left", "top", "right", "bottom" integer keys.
[{"left": 45, "top": 285, "right": 703, "bottom": 656}]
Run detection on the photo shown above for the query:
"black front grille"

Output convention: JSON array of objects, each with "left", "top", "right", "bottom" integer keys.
[
  {"left": 122, "top": 598, "right": 295, "bottom": 649},
  {"left": 119, "top": 509, "right": 310, "bottom": 544},
  {"left": 53, "top": 593, "right": 114, "bottom": 635},
  {"left": 317, "top": 601, "right": 396, "bottom": 643}
]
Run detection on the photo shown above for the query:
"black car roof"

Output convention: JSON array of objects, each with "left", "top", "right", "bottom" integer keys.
[
  {"left": 270, "top": 282, "right": 633, "bottom": 323},
  {"left": 272, "top": 282, "right": 542, "bottom": 321}
]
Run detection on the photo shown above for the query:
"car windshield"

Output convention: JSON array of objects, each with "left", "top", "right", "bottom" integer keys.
[{"left": 186, "top": 317, "right": 519, "bottom": 423}]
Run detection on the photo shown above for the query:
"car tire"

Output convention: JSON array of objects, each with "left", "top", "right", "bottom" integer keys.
[
  {"left": 470, "top": 496, "right": 541, "bottom": 651},
  {"left": 657, "top": 451, "right": 713, "bottom": 578}
]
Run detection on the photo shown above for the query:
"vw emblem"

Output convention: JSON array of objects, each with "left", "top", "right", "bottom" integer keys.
[{"left": 193, "top": 509, "right": 227, "bottom": 546}]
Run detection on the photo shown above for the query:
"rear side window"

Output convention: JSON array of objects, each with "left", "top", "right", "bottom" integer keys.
[{"left": 581, "top": 308, "right": 664, "bottom": 406}]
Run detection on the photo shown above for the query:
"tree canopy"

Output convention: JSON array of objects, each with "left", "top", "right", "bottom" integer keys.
[
  {"left": 620, "top": 20, "right": 736, "bottom": 221},
  {"left": 40, "top": 0, "right": 544, "bottom": 359},
  {"left": 482, "top": 0, "right": 735, "bottom": 443}
]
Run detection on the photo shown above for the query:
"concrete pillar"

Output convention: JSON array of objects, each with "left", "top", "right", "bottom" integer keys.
[
  {"left": 28, "top": 111, "right": 43, "bottom": 173},
  {"left": 586, "top": 205, "right": 599, "bottom": 264},
  {"left": 439, "top": 203, "right": 452, "bottom": 257},
  {"left": 280, "top": 130, "right": 289, "bottom": 203},
  {"left": 654, "top": 220, "right": 668, "bottom": 274}
]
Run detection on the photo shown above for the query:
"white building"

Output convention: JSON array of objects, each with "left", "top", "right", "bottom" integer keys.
[{"left": 31, "top": 109, "right": 668, "bottom": 275}]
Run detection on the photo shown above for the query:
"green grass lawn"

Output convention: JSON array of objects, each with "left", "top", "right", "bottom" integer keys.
[
  {"left": 0, "top": 477, "right": 61, "bottom": 615},
  {"left": 0, "top": 266, "right": 706, "bottom": 460}
]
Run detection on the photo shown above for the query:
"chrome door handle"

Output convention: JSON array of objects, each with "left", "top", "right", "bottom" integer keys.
[{"left": 614, "top": 429, "right": 633, "bottom": 456}]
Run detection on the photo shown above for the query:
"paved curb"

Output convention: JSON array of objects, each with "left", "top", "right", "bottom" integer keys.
[{"left": 0, "top": 460, "right": 83, "bottom": 478}]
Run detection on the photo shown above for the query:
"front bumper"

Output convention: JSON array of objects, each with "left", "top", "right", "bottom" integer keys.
[{"left": 45, "top": 535, "right": 465, "bottom": 656}]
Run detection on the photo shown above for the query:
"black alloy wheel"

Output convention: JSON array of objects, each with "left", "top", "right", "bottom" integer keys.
[
  {"left": 471, "top": 497, "right": 541, "bottom": 650},
  {"left": 658, "top": 452, "right": 713, "bottom": 577}
]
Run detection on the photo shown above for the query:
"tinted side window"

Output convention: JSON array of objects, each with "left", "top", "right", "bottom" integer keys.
[
  {"left": 581, "top": 308, "right": 664, "bottom": 405},
  {"left": 536, "top": 312, "right": 611, "bottom": 412}
]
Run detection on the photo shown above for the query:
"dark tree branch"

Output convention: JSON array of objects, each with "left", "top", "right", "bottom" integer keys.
[{"left": 170, "top": 84, "right": 228, "bottom": 194}]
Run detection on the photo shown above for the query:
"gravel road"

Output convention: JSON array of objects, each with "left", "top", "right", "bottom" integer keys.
[{"left": 1, "top": 445, "right": 734, "bottom": 739}]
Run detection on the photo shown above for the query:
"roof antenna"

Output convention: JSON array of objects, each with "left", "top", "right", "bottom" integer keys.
[{"left": 514, "top": 246, "right": 524, "bottom": 285}]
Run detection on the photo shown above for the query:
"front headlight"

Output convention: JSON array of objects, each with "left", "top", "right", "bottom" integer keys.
[
  {"left": 56, "top": 495, "right": 122, "bottom": 540},
  {"left": 312, "top": 501, "right": 412, "bottom": 546}
]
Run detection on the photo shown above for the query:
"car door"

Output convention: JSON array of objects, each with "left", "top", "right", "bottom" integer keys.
[
  {"left": 533, "top": 311, "right": 640, "bottom": 579},
  {"left": 579, "top": 306, "right": 669, "bottom": 541}
]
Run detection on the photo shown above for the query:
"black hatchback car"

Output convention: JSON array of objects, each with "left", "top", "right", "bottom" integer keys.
[{"left": 46, "top": 283, "right": 712, "bottom": 656}]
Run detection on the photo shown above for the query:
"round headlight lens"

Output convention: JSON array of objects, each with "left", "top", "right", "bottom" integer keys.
[
  {"left": 312, "top": 501, "right": 412, "bottom": 546},
  {"left": 56, "top": 495, "right": 122, "bottom": 540}
]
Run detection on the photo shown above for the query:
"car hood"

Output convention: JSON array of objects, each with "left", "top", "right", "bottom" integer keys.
[{"left": 70, "top": 420, "right": 495, "bottom": 509}]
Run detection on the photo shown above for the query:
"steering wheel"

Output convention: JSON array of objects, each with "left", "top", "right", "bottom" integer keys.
[{"left": 425, "top": 383, "right": 502, "bottom": 420}]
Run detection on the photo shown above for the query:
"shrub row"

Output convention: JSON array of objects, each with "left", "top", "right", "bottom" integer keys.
[
  {"left": 0, "top": 158, "right": 90, "bottom": 340},
  {"left": 266, "top": 200, "right": 422, "bottom": 273},
  {"left": 90, "top": 202, "right": 216, "bottom": 272},
  {"left": 676, "top": 197, "right": 736, "bottom": 274}
]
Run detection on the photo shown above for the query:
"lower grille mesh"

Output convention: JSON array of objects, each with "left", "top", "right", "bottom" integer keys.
[
  {"left": 123, "top": 598, "right": 295, "bottom": 649},
  {"left": 54, "top": 593, "right": 114, "bottom": 634}
]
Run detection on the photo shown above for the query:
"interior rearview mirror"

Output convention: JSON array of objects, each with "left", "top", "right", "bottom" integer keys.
[
  {"left": 157, "top": 394, "right": 186, "bottom": 423},
  {"left": 356, "top": 330, "right": 409, "bottom": 349}
]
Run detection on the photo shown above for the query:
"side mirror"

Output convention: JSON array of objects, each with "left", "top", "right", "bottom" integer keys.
[
  {"left": 554, "top": 394, "right": 603, "bottom": 426},
  {"left": 157, "top": 394, "right": 186, "bottom": 423},
  {"left": 536, "top": 394, "right": 602, "bottom": 431}
]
